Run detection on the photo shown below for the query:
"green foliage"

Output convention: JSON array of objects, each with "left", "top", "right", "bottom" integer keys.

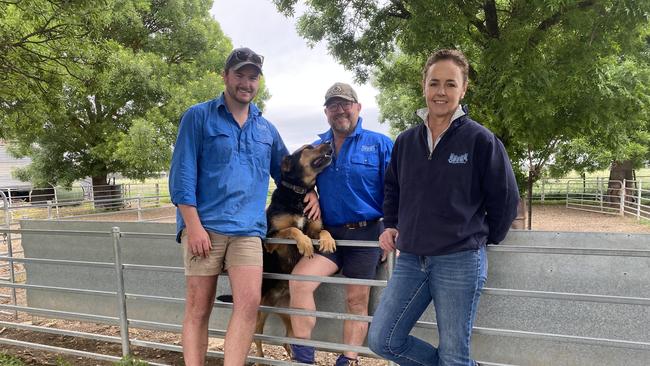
[
  {"left": 0, "top": 353, "right": 69, "bottom": 366},
  {"left": 0, "top": 353, "right": 148, "bottom": 366},
  {"left": 0, "top": 353, "right": 25, "bottom": 366},
  {"left": 113, "top": 355, "right": 149, "bottom": 365},
  {"left": 114, "top": 118, "right": 173, "bottom": 182},
  {"left": 274, "top": 0, "right": 650, "bottom": 191},
  {"left": 55, "top": 356, "right": 71, "bottom": 366},
  {"left": 1, "top": 0, "right": 265, "bottom": 186}
]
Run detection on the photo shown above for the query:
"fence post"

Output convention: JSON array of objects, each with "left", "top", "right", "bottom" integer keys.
[
  {"left": 540, "top": 179, "right": 545, "bottom": 202},
  {"left": 52, "top": 185, "right": 60, "bottom": 219},
  {"left": 137, "top": 197, "right": 142, "bottom": 222},
  {"left": 7, "top": 188, "right": 12, "bottom": 206},
  {"left": 46, "top": 200, "right": 53, "bottom": 220},
  {"left": 2, "top": 191, "right": 9, "bottom": 227},
  {"left": 386, "top": 251, "right": 395, "bottom": 280},
  {"left": 155, "top": 183, "right": 160, "bottom": 206},
  {"left": 89, "top": 184, "right": 95, "bottom": 210},
  {"left": 386, "top": 250, "right": 396, "bottom": 366},
  {"left": 599, "top": 178, "right": 604, "bottom": 211},
  {"left": 111, "top": 226, "right": 131, "bottom": 357},
  {"left": 565, "top": 181, "right": 569, "bottom": 208},
  {"left": 620, "top": 180, "right": 625, "bottom": 216},
  {"left": 637, "top": 180, "right": 642, "bottom": 221},
  {"left": 0, "top": 191, "right": 17, "bottom": 318}
]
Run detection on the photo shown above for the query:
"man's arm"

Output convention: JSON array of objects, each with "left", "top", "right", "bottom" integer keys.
[
  {"left": 178, "top": 205, "right": 211, "bottom": 258},
  {"left": 169, "top": 107, "right": 211, "bottom": 255},
  {"left": 169, "top": 108, "right": 201, "bottom": 208},
  {"left": 269, "top": 124, "right": 289, "bottom": 185}
]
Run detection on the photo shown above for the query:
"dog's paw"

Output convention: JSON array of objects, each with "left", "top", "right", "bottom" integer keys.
[
  {"left": 319, "top": 230, "right": 336, "bottom": 253},
  {"left": 264, "top": 243, "right": 279, "bottom": 253},
  {"left": 296, "top": 234, "right": 314, "bottom": 258}
]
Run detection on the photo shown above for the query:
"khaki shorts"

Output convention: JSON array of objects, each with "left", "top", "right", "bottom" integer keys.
[{"left": 182, "top": 230, "right": 262, "bottom": 276}]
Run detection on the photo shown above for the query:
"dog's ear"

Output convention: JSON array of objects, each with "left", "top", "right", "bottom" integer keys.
[{"left": 281, "top": 156, "right": 292, "bottom": 172}]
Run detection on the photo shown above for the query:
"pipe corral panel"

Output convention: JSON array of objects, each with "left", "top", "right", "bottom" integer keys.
[{"left": 19, "top": 220, "right": 650, "bottom": 365}]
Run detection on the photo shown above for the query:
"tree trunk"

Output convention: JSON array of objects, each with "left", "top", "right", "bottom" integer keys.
[
  {"left": 511, "top": 197, "right": 528, "bottom": 230},
  {"left": 91, "top": 175, "right": 108, "bottom": 189},
  {"left": 606, "top": 160, "right": 636, "bottom": 206},
  {"left": 527, "top": 170, "right": 533, "bottom": 230},
  {"left": 92, "top": 175, "right": 122, "bottom": 210}
]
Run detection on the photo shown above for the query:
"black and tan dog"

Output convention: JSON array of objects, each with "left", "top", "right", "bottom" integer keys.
[{"left": 254, "top": 142, "right": 337, "bottom": 359}]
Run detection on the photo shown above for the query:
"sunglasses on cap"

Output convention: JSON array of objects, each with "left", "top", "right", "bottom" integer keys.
[{"left": 231, "top": 49, "right": 264, "bottom": 66}]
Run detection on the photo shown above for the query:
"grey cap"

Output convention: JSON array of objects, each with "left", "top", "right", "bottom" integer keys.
[
  {"left": 324, "top": 82, "right": 358, "bottom": 105},
  {"left": 225, "top": 47, "right": 264, "bottom": 74}
]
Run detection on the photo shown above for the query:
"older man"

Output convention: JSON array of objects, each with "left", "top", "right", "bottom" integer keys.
[{"left": 289, "top": 82, "right": 393, "bottom": 365}]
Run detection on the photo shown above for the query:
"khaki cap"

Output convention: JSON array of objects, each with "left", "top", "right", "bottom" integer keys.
[{"left": 324, "top": 82, "right": 358, "bottom": 105}]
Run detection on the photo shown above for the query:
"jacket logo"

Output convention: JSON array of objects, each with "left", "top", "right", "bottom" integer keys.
[
  {"left": 361, "top": 145, "right": 376, "bottom": 152},
  {"left": 448, "top": 153, "right": 468, "bottom": 164}
]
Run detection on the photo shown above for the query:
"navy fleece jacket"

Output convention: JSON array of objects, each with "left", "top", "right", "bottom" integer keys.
[{"left": 383, "top": 111, "right": 519, "bottom": 256}]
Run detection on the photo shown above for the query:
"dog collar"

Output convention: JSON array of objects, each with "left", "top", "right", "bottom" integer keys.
[{"left": 280, "top": 181, "right": 308, "bottom": 195}]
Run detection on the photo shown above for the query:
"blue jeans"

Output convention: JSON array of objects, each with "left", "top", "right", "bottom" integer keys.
[{"left": 368, "top": 247, "right": 487, "bottom": 366}]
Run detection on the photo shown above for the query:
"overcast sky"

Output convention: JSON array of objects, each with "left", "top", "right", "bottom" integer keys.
[{"left": 210, "top": 0, "right": 390, "bottom": 152}]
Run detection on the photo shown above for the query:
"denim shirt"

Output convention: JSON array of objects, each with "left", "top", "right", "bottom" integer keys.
[
  {"left": 169, "top": 94, "right": 288, "bottom": 241},
  {"left": 314, "top": 118, "right": 393, "bottom": 227}
]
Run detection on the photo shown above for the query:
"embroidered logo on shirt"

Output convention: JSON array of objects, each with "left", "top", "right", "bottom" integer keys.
[
  {"left": 361, "top": 145, "right": 376, "bottom": 152},
  {"left": 448, "top": 153, "right": 468, "bottom": 164}
]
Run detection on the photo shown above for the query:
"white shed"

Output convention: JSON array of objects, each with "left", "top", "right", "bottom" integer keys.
[{"left": 0, "top": 140, "right": 32, "bottom": 190}]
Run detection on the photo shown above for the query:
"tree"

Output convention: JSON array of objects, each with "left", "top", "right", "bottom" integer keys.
[
  {"left": 1, "top": 0, "right": 266, "bottom": 189},
  {"left": 548, "top": 54, "right": 650, "bottom": 201},
  {"left": 273, "top": 0, "right": 650, "bottom": 228},
  {"left": 0, "top": 1, "right": 102, "bottom": 108}
]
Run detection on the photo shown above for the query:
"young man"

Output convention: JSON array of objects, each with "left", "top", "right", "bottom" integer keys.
[
  {"left": 169, "top": 47, "right": 318, "bottom": 366},
  {"left": 289, "top": 82, "right": 394, "bottom": 365}
]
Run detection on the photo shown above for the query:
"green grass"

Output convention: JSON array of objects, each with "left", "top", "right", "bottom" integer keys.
[
  {"left": 0, "top": 354, "right": 25, "bottom": 366},
  {"left": 559, "top": 167, "right": 650, "bottom": 179},
  {"left": 55, "top": 187, "right": 84, "bottom": 202},
  {"left": 530, "top": 199, "right": 566, "bottom": 205},
  {"left": 113, "top": 356, "right": 150, "bottom": 365},
  {"left": 0, "top": 354, "right": 150, "bottom": 366}
]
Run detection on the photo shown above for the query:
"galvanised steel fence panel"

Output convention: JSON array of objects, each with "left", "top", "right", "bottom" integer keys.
[
  {"left": 0, "top": 221, "right": 648, "bottom": 365},
  {"left": 563, "top": 179, "right": 650, "bottom": 221}
]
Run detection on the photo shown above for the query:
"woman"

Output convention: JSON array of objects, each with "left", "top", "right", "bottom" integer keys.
[{"left": 368, "top": 49, "right": 519, "bottom": 366}]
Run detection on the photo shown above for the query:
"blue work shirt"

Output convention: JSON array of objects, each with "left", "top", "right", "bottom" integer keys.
[
  {"left": 169, "top": 94, "right": 288, "bottom": 241},
  {"left": 315, "top": 118, "right": 393, "bottom": 227}
]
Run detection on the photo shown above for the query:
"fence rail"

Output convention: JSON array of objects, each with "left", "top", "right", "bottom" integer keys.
[
  {"left": 6, "top": 177, "right": 649, "bottom": 226},
  {"left": 563, "top": 179, "right": 650, "bottom": 221},
  {"left": 2, "top": 223, "right": 650, "bottom": 365},
  {"left": 1, "top": 183, "right": 170, "bottom": 225}
]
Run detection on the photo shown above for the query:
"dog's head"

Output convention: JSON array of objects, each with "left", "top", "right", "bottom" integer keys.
[{"left": 280, "top": 142, "right": 333, "bottom": 190}]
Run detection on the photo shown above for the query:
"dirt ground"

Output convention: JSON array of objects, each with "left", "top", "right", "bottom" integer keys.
[{"left": 0, "top": 205, "right": 648, "bottom": 365}]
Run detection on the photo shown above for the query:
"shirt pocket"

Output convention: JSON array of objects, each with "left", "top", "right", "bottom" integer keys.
[
  {"left": 204, "top": 132, "right": 233, "bottom": 165},
  {"left": 350, "top": 152, "right": 380, "bottom": 169},
  {"left": 252, "top": 130, "right": 273, "bottom": 173},
  {"left": 349, "top": 152, "right": 380, "bottom": 183}
]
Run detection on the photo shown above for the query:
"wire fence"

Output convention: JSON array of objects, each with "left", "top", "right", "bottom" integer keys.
[
  {"left": 4, "top": 177, "right": 649, "bottom": 227},
  {"left": 0, "top": 183, "right": 173, "bottom": 225},
  {"left": 564, "top": 179, "right": 650, "bottom": 221}
]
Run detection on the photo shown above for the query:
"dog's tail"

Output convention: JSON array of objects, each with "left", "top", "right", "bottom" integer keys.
[{"left": 216, "top": 294, "right": 233, "bottom": 303}]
